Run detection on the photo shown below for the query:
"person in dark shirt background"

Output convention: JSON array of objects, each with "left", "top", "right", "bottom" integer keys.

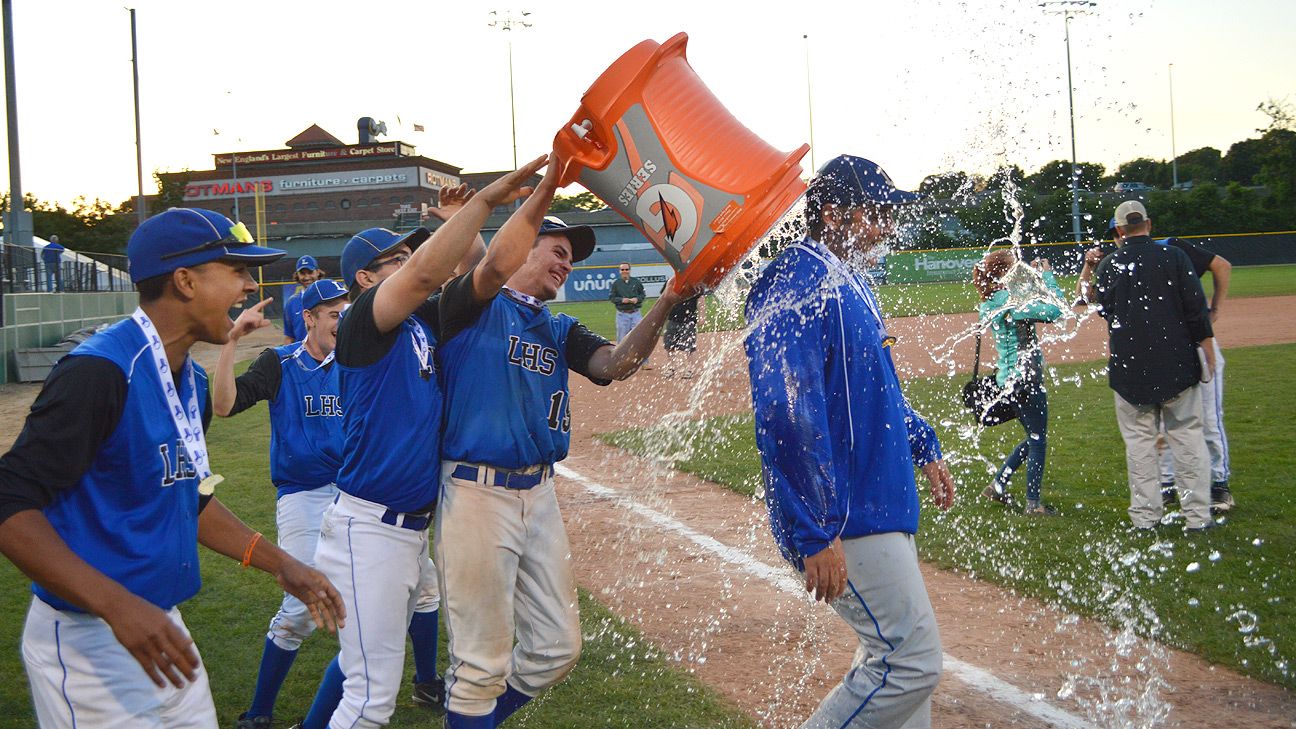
[{"left": 1088, "top": 200, "right": 1217, "bottom": 533}]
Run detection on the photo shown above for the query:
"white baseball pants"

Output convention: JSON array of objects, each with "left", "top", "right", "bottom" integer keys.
[
  {"left": 802, "top": 532, "right": 942, "bottom": 729},
  {"left": 268, "top": 485, "right": 338, "bottom": 650},
  {"left": 1159, "top": 339, "right": 1229, "bottom": 484},
  {"left": 22, "top": 596, "right": 218, "bottom": 729},
  {"left": 435, "top": 462, "right": 582, "bottom": 718},
  {"left": 314, "top": 491, "right": 440, "bottom": 729}
]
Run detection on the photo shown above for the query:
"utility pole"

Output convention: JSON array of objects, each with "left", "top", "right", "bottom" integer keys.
[
  {"left": 4, "top": 0, "right": 31, "bottom": 247},
  {"left": 1169, "top": 63, "right": 1179, "bottom": 188},
  {"left": 1041, "top": 1, "right": 1096, "bottom": 243},
  {"left": 130, "top": 8, "right": 145, "bottom": 225}
]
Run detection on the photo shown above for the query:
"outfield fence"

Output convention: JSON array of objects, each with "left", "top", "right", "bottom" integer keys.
[{"left": 884, "top": 231, "right": 1296, "bottom": 284}]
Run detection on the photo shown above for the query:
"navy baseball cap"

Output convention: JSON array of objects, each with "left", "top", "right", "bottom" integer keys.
[
  {"left": 807, "top": 155, "right": 921, "bottom": 209},
  {"left": 538, "top": 216, "right": 596, "bottom": 262},
  {"left": 127, "top": 207, "right": 284, "bottom": 283},
  {"left": 301, "top": 279, "right": 349, "bottom": 311},
  {"left": 295, "top": 255, "right": 320, "bottom": 272},
  {"left": 341, "top": 227, "right": 431, "bottom": 287}
]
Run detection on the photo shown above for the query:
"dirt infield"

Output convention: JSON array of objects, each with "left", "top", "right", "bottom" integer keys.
[
  {"left": 0, "top": 297, "right": 1293, "bottom": 726},
  {"left": 557, "top": 296, "right": 1296, "bottom": 728}
]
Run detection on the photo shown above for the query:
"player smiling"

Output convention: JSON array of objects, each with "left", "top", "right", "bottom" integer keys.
[
  {"left": 433, "top": 159, "right": 687, "bottom": 728},
  {"left": 0, "top": 207, "right": 345, "bottom": 728}
]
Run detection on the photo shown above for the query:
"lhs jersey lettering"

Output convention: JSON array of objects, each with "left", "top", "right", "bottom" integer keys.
[
  {"left": 303, "top": 394, "right": 343, "bottom": 417},
  {"left": 158, "top": 439, "right": 199, "bottom": 487},
  {"left": 507, "top": 335, "right": 558, "bottom": 376}
]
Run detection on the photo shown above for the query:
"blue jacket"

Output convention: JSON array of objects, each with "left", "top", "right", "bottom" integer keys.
[{"left": 745, "top": 239, "right": 942, "bottom": 569}]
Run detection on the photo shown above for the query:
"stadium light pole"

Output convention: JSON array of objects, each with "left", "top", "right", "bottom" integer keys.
[
  {"left": 3, "top": 0, "right": 31, "bottom": 249},
  {"left": 129, "top": 8, "right": 145, "bottom": 226},
  {"left": 1041, "top": 0, "right": 1095, "bottom": 243},
  {"left": 803, "top": 34, "right": 816, "bottom": 173},
  {"left": 1169, "top": 63, "right": 1179, "bottom": 187},
  {"left": 488, "top": 10, "right": 531, "bottom": 171}
]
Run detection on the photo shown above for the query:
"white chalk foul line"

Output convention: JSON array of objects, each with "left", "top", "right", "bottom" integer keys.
[{"left": 556, "top": 463, "right": 1094, "bottom": 729}]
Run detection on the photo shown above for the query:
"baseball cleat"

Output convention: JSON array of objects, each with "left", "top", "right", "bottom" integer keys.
[
  {"left": 1210, "top": 483, "right": 1234, "bottom": 513},
  {"left": 1160, "top": 483, "right": 1178, "bottom": 508},
  {"left": 413, "top": 676, "right": 447, "bottom": 714},
  {"left": 235, "top": 713, "right": 273, "bottom": 729}
]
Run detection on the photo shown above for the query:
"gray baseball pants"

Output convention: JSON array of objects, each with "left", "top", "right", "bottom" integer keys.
[{"left": 802, "top": 532, "right": 941, "bottom": 729}]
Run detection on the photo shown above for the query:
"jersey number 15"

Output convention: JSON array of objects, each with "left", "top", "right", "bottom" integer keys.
[{"left": 547, "top": 391, "right": 572, "bottom": 433}]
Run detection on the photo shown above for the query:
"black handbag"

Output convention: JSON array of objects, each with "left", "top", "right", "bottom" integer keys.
[{"left": 962, "top": 330, "right": 1018, "bottom": 426}]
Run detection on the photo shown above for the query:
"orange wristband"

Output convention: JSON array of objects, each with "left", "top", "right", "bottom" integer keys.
[{"left": 241, "top": 532, "right": 263, "bottom": 569}]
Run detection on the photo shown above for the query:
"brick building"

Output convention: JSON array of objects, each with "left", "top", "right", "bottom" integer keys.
[{"left": 153, "top": 120, "right": 665, "bottom": 305}]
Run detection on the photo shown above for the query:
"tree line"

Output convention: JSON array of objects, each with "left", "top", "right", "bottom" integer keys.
[
  {"left": 4, "top": 103, "right": 1293, "bottom": 254},
  {"left": 904, "top": 101, "right": 1296, "bottom": 247}
]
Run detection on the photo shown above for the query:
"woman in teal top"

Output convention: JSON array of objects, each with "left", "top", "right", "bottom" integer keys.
[{"left": 972, "top": 249, "right": 1067, "bottom": 515}]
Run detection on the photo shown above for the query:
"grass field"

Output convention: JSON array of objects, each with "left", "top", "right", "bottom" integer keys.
[
  {"left": 550, "top": 263, "right": 1296, "bottom": 341},
  {"left": 600, "top": 343, "right": 1296, "bottom": 690},
  {"left": 0, "top": 363, "right": 755, "bottom": 728}
]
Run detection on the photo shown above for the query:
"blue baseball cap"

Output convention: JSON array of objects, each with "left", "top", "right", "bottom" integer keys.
[
  {"left": 538, "top": 216, "right": 596, "bottom": 262},
  {"left": 301, "top": 279, "right": 349, "bottom": 311},
  {"left": 341, "top": 227, "right": 431, "bottom": 287},
  {"left": 807, "top": 155, "right": 921, "bottom": 209},
  {"left": 127, "top": 207, "right": 285, "bottom": 283},
  {"left": 295, "top": 255, "right": 320, "bottom": 272}
]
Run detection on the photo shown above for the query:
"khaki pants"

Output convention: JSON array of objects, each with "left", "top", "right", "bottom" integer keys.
[
  {"left": 435, "top": 463, "right": 581, "bottom": 718},
  {"left": 1115, "top": 387, "right": 1212, "bottom": 529}
]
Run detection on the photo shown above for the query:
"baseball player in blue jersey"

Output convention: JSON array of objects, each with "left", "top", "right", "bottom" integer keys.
[
  {"left": 434, "top": 160, "right": 686, "bottom": 728},
  {"left": 283, "top": 256, "right": 325, "bottom": 344},
  {"left": 745, "top": 156, "right": 956, "bottom": 729},
  {"left": 0, "top": 207, "right": 345, "bottom": 728},
  {"left": 308, "top": 158, "right": 547, "bottom": 729},
  {"left": 210, "top": 278, "right": 350, "bottom": 729}
]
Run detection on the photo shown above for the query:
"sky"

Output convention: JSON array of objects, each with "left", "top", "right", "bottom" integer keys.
[{"left": 2, "top": 0, "right": 1293, "bottom": 209}]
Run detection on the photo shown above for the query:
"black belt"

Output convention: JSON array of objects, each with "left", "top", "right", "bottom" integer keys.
[
  {"left": 333, "top": 492, "right": 431, "bottom": 531},
  {"left": 452, "top": 464, "right": 551, "bottom": 490},
  {"left": 381, "top": 509, "right": 431, "bottom": 531}
]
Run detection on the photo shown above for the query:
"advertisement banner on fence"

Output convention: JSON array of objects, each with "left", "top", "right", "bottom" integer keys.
[
  {"left": 886, "top": 249, "right": 986, "bottom": 283},
  {"left": 556, "top": 264, "right": 673, "bottom": 303}
]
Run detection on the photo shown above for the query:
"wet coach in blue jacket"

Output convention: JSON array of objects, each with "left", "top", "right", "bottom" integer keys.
[{"left": 744, "top": 155, "right": 957, "bottom": 729}]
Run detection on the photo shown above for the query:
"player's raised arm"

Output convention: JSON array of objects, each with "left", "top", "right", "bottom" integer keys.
[
  {"left": 213, "top": 297, "right": 274, "bottom": 417},
  {"left": 466, "top": 156, "right": 563, "bottom": 302},
  {"left": 583, "top": 278, "right": 688, "bottom": 380},
  {"left": 425, "top": 183, "right": 490, "bottom": 277},
  {"left": 369, "top": 155, "right": 548, "bottom": 333}
]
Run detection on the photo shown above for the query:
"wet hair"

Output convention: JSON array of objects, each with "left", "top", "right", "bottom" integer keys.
[
  {"left": 806, "top": 196, "right": 828, "bottom": 239},
  {"left": 972, "top": 249, "right": 1016, "bottom": 300}
]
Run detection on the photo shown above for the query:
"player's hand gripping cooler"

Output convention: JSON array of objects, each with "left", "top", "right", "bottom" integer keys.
[{"left": 553, "top": 32, "right": 809, "bottom": 293}]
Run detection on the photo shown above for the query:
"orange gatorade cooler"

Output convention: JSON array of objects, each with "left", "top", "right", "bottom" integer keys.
[{"left": 553, "top": 32, "right": 809, "bottom": 292}]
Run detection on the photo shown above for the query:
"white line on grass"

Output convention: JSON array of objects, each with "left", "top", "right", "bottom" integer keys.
[{"left": 556, "top": 463, "right": 1094, "bottom": 729}]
